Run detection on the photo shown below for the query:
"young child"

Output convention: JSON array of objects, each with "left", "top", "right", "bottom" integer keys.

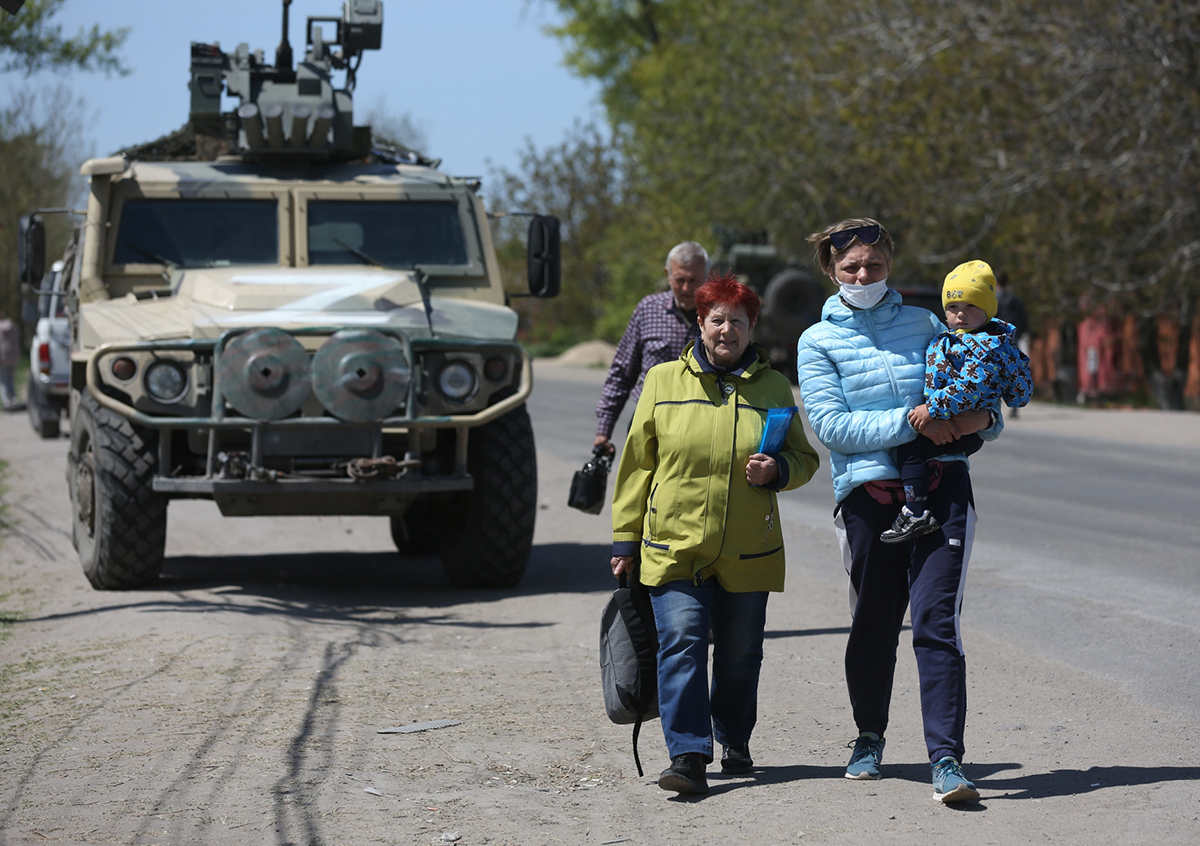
[{"left": 880, "top": 260, "right": 1034, "bottom": 543}]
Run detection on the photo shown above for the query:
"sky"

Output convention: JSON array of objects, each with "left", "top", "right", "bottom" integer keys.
[{"left": 6, "top": 0, "right": 602, "bottom": 181}]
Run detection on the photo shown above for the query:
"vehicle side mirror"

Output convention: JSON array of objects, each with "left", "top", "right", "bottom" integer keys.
[
  {"left": 18, "top": 215, "right": 46, "bottom": 285},
  {"left": 526, "top": 215, "right": 561, "bottom": 298}
]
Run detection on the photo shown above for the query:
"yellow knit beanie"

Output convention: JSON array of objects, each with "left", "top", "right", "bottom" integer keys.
[{"left": 942, "top": 260, "right": 997, "bottom": 320}]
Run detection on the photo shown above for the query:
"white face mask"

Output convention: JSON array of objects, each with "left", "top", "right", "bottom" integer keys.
[{"left": 838, "top": 278, "right": 889, "bottom": 310}]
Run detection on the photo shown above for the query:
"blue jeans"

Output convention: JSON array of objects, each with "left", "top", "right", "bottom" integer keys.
[{"left": 649, "top": 579, "right": 769, "bottom": 761}]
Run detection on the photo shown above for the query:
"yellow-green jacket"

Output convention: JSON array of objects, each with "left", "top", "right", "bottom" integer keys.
[{"left": 611, "top": 343, "right": 820, "bottom": 592}]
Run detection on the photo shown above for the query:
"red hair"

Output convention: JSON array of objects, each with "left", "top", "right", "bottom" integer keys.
[{"left": 694, "top": 274, "right": 761, "bottom": 324}]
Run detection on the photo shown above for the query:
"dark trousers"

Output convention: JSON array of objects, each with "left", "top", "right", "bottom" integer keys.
[
  {"left": 834, "top": 461, "right": 975, "bottom": 763},
  {"left": 894, "top": 433, "right": 982, "bottom": 507}
]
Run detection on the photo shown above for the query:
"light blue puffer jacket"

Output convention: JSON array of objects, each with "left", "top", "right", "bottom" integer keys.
[{"left": 796, "top": 289, "right": 1002, "bottom": 503}]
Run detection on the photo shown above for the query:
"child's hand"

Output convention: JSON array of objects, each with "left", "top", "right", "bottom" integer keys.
[{"left": 908, "top": 404, "right": 934, "bottom": 431}]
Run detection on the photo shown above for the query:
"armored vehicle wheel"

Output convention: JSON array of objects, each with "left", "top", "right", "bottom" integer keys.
[
  {"left": 69, "top": 392, "right": 167, "bottom": 590},
  {"left": 389, "top": 499, "right": 442, "bottom": 557},
  {"left": 763, "top": 267, "right": 824, "bottom": 336},
  {"left": 26, "top": 381, "right": 60, "bottom": 439},
  {"left": 438, "top": 405, "right": 537, "bottom": 588}
]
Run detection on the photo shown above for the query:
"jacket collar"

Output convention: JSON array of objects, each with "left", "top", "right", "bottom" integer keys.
[{"left": 683, "top": 340, "right": 769, "bottom": 378}]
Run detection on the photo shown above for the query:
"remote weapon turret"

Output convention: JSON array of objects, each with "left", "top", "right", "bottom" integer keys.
[{"left": 188, "top": 0, "right": 383, "bottom": 160}]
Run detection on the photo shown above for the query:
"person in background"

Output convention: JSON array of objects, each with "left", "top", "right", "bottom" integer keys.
[
  {"left": 796, "top": 218, "right": 1002, "bottom": 804},
  {"left": 593, "top": 242, "right": 708, "bottom": 455},
  {"left": 0, "top": 310, "right": 21, "bottom": 408},
  {"left": 610, "top": 276, "right": 819, "bottom": 794},
  {"left": 994, "top": 270, "right": 1030, "bottom": 418}
]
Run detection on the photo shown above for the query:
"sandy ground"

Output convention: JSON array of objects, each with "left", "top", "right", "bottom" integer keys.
[{"left": 1, "top": 383, "right": 1199, "bottom": 845}]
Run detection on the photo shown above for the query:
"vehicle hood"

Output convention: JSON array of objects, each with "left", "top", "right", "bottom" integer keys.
[{"left": 78, "top": 267, "right": 519, "bottom": 348}]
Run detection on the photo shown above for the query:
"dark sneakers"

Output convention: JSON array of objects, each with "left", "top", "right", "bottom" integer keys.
[
  {"left": 658, "top": 753, "right": 709, "bottom": 794},
  {"left": 880, "top": 507, "right": 941, "bottom": 544},
  {"left": 720, "top": 743, "right": 754, "bottom": 774},
  {"left": 845, "top": 731, "right": 886, "bottom": 780}
]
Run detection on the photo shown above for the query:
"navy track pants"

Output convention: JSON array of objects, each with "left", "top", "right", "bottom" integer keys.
[{"left": 833, "top": 461, "right": 976, "bottom": 764}]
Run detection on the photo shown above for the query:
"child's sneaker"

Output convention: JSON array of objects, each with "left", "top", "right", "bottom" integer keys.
[{"left": 880, "top": 506, "right": 940, "bottom": 544}]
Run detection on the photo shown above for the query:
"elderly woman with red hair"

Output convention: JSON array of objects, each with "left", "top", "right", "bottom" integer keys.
[{"left": 610, "top": 276, "right": 819, "bottom": 794}]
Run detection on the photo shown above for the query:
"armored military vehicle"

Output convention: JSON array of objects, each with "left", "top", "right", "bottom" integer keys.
[
  {"left": 710, "top": 227, "right": 827, "bottom": 382},
  {"left": 17, "top": 1, "right": 561, "bottom": 591}
]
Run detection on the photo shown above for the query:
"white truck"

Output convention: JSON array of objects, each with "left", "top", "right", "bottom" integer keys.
[{"left": 25, "top": 259, "right": 72, "bottom": 438}]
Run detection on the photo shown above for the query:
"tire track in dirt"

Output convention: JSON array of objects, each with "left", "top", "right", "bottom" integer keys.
[{"left": 269, "top": 630, "right": 379, "bottom": 846}]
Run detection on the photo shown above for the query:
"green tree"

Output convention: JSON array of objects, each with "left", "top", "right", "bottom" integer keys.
[
  {"left": 1, "top": 0, "right": 129, "bottom": 75},
  {"left": 0, "top": 87, "right": 89, "bottom": 343},
  {"left": 492, "top": 123, "right": 630, "bottom": 351},
  {"left": 543, "top": 0, "right": 1199, "bottom": 406}
]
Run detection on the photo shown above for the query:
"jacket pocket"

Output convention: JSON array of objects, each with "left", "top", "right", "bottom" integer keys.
[{"left": 739, "top": 545, "right": 782, "bottom": 560}]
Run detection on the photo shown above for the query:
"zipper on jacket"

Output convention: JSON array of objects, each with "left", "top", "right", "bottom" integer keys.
[
  {"left": 696, "top": 375, "right": 739, "bottom": 586},
  {"left": 864, "top": 308, "right": 904, "bottom": 409}
]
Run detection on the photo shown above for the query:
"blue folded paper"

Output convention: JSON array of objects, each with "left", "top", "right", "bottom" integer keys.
[{"left": 758, "top": 406, "right": 798, "bottom": 455}]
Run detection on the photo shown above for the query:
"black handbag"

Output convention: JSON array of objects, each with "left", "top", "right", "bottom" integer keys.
[{"left": 568, "top": 446, "right": 613, "bottom": 514}]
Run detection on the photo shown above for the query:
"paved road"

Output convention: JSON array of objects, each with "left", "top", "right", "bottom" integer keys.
[{"left": 531, "top": 361, "right": 1200, "bottom": 721}]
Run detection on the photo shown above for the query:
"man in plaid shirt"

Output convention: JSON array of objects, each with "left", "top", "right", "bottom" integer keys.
[{"left": 594, "top": 242, "right": 709, "bottom": 454}]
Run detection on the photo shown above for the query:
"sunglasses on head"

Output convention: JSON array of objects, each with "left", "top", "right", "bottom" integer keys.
[{"left": 829, "top": 224, "right": 883, "bottom": 252}]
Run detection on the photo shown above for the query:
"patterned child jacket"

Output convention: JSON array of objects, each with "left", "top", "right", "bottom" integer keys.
[{"left": 925, "top": 319, "right": 1034, "bottom": 419}]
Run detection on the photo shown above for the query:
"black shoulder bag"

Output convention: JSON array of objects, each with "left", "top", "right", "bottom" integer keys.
[{"left": 568, "top": 445, "right": 613, "bottom": 514}]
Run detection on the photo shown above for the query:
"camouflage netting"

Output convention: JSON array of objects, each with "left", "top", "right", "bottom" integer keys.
[{"left": 115, "top": 122, "right": 233, "bottom": 162}]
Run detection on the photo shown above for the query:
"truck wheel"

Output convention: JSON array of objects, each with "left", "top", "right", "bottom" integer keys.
[
  {"left": 389, "top": 499, "right": 442, "bottom": 556},
  {"left": 438, "top": 405, "right": 537, "bottom": 588},
  {"left": 763, "top": 267, "right": 824, "bottom": 337},
  {"left": 69, "top": 392, "right": 167, "bottom": 590},
  {"left": 26, "top": 381, "right": 60, "bottom": 439}
]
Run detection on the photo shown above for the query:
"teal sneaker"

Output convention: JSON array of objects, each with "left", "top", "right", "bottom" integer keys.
[
  {"left": 931, "top": 756, "right": 979, "bottom": 803},
  {"left": 844, "top": 732, "right": 885, "bottom": 780}
]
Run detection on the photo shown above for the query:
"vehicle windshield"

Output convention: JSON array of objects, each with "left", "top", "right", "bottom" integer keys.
[
  {"left": 307, "top": 201, "right": 469, "bottom": 268},
  {"left": 112, "top": 199, "right": 278, "bottom": 267}
]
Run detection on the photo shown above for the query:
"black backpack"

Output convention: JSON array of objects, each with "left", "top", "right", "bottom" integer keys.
[{"left": 599, "top": 573, "right": 660, "bottom": 776}]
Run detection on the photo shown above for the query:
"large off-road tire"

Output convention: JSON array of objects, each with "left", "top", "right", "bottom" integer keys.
[
  {"left": 389, "top": 498, "right": 442, "bottom": 557},
  {"left": 437, "top": 405, "right": 537, "bottom": 588},
  {"left": 69, "top": 391, "right": 167, "bottom": 590},
  {"left": 26, "top": 380, "right": 60, "bottom": 439},
  {"left": 762, "top": 267, "right": 824, "bottom": 336}
]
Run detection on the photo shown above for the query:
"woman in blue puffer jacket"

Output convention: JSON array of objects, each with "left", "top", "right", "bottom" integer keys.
[{"left": 795, "top": 218, "right": 1003, "bottom": 804}]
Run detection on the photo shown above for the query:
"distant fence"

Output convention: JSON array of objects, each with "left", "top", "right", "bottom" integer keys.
[{"left": 1029, "top": 314, "right": 1200, "bottom": 408}]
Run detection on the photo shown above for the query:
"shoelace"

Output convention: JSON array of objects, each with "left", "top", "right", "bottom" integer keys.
[
  {"left": 848, "top": 735, "right": 883, "bottom": 761},
  {"left": 932, "top": 758, "right": 964, "bottom": 781}
]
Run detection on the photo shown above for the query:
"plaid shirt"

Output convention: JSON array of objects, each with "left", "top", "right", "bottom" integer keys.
[{"left": 596, "top": 291, "right": 700, "bottom": 438}]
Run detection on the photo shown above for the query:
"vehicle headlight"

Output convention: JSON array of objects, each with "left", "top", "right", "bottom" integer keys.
[
  {"left": 437, "top": 360, "right": 478, "bottom": 402},
  {"left": 144, "top": 360, "right": 188, "bottom": 403}
]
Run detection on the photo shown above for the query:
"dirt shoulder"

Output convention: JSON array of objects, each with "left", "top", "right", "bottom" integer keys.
[{"left": 1, "top": 400, "right": 1198, "bottom": 846}]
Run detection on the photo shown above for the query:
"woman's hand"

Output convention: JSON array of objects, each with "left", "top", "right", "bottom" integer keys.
[
  {"left": 950, "top": 408, "right": 992, "bottom": 436},
  {"left": 611, "top": 556, "right": 636, "bottom": 578},
  {"left": 919, "top": 418, "right": 961, "bottom": 446},
  {"left": 746, "top": 453, "right": 779, "bottom": 487}
]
